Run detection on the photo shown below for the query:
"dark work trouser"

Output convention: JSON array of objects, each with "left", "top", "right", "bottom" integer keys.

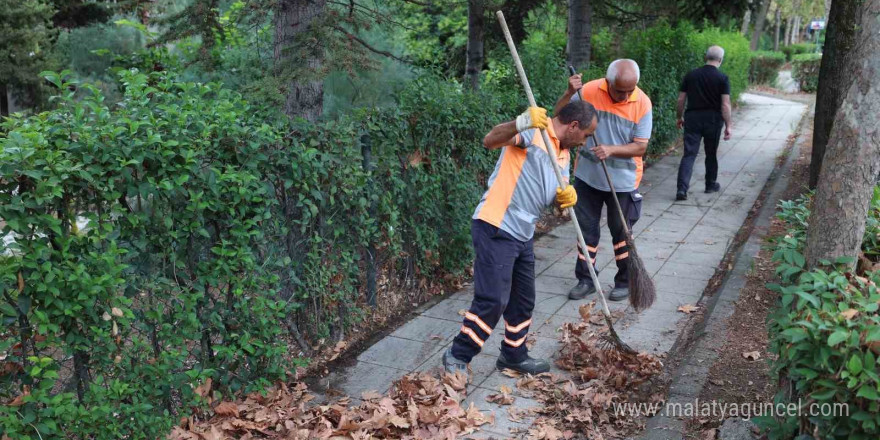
[
  {"left": 451, "top": 220, "right": 535, "bottom": 364},
  {"left": 677, "top": 110, "right": 724, "bottom": 194},
  {"left": 572, "top": 178, "right": 642, "bottom": 289}
]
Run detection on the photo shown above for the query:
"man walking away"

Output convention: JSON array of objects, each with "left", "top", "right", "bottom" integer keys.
[
  {"left": 443, "top": 101, "right": 598, "bottom": 378},
  {"left": 675, "top": 45, "right": 733, "bottom": 201}
]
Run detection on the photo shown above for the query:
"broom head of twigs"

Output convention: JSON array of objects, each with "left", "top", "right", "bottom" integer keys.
[{"left": 625, "top": 236, "right": 656, "bottom": 312}]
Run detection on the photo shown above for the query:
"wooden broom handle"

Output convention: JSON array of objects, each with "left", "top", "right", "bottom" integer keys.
[{"left": 496, "top": 11, "right": 612, "bottom": 318}]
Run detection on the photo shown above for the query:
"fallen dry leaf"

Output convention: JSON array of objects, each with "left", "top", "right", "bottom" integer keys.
[
  {"left": 841, "top": 309, "right": 859, "bottom": 320},
  {"left": 485, "top": 392, "right": 515, "bottom": 405},
  {"left": 194, "top": 378, "right": 212, "bottom": 400},
  {"left": 742, "top": 351, "right": 761, "bottom": 361},
  {"left": 501, "top": 368, "right": 522, "bottom": 378},
  {"left": 213, "top": 402, "right": 239, "bottom": 417},
  {"left": 678, "top": 304, "right": 699, "bottom": 314},
  {"left": 702, "top": 427, "right": 717, "bottom": 439},
  {"left": 457, "top": 309, "right": 467, "bottom": 317}
]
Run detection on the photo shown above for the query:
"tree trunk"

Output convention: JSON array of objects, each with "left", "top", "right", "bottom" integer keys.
[
  {"left": 0, "top": 83, "right": 8, "bottom": 117},
  {"left": 793, "top": 16, "right": 801, "bottom": 43},
  {"left": 274, "top": 0, "right": 326, "bottom": 122},
  {"left": 741, "top": 8, "right": 751, "bottom": 35},
  {"left": 783, "top": 16, "right": 792, "bottom": 46},
  {"left": 465, "top": 0, "right": 485, "bottom": 92},
  {"left": 750, "top": 0, "right": 771, "bottom": 50},
  {"left": 809, "top": 0, "right": 862, "bottom": 189},
  {"left": 804, "top": 0, "right": 880, "bottom": 270},
  {"left": 567, "top": 0, "right": 592, "bottom": 72},
  {"left": 773, "top": 7, "right": 781, "bottom": 51}
]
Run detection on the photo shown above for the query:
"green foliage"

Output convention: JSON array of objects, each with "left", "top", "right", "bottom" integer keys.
[
  {"left": 623, "top": 22, "right": 749, "bottom": 154},
  {"left": 590, "top": 28, "right": 615, "bottom": 67},
  {"left": 749, "top": 51, "right": 785, "bottom": 85},
  {"left": 759, "top": 190, "right": 880, "bottom": 439},
  {"left": 0, "top": 67, "right": 510, "bottom": 438},
  {"left": 53, "top": 22, "right": 146, "bottom": 77},
  {"left": 323, "top": 26, "right": 413, "bottom": 118},
  {"left": 398, "top": 0, "right": 468, "bottom": 74},
  {"left": 791, "top": 53, "right": 822, "bottom": 92},
  {"left": 1, "top": 70, "right": 291, "bottom": 438},
  {"left": 0, "top": 0, "right": 57, "bottom": 110},
  {"left": 781, "top": 42, "right": 816, "bottom": 61}
]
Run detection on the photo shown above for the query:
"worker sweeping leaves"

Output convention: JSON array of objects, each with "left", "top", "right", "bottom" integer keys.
[{"left": 444, "top": 101, "right": 598, "bottom": 377}]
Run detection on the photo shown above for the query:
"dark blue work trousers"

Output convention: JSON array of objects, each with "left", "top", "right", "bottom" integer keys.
[{"left": 451, "top": 220, "right": 535, "bottom": 364}]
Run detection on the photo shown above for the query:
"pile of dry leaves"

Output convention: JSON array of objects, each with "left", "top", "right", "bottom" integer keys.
[
  {"left": 518, "top": 303, "right": 665, "bottom": 439},
  {"left": 168, "top": 372, "right": 493, "bottom": 440},
  {"left": 170, "top": 302, "right": 665, "bottom": 440}
]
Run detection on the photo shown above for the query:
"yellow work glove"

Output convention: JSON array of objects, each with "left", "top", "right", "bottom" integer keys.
[
  {"left": 556, "top": 186, "right": 577, "bottom": 210},
  {"left": 515, "top": 107, "right": 549, "bottom": 132}
]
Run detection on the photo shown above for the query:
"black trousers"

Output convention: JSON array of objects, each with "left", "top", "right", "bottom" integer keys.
[
  {"left": 677, "top": 110, "right": 724, "bottom": 194},
  {"left": 572, "top": 178, "right": 642, "bottom": 289},
  {"left": 451, "top": 220, "right": 535, "bottom": 364}
]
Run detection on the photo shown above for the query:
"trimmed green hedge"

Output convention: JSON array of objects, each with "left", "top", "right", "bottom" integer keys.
[
  {"left": 623, "top": 22, "right": 749, "bottom": 154},
  {"left": 761, "top": 190, "right": 880, "bottom": 439},
  {"left": 749, "top": 51, "right": 785, "bottom": 85},
  {"left": 0, "top": 69, "right": 505, "bottom": 439},
  {"left": 792, "top": 53, "right": 822, "bottom": 92},
  {"left": 781, "top": 42, "right": 816, "bottom": 61}
]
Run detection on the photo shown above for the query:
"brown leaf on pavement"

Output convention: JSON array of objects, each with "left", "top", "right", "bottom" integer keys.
[
  {"left": 501, "top": 368, "right": 522, "bottom": 378},
  {"left": 678, "top": 304, "right": 699, "bottom": 314}
]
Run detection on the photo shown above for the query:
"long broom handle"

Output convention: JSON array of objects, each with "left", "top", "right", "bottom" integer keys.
[
  {"left": 496, "top": 11, "right": 613, "bottom": 319},
  {"left": 597, "top": 139, "right": 633, "bottom": 237}
]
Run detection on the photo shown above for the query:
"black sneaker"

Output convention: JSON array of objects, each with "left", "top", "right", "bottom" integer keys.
[
  {"left": 442, "top": 348, "right": 468, "bottom": 375},
  {"left": 568, "top": 279, "right": 597, "bottom": 300},
  {"left": 675, "top": 192, "right": 688, "bottom": 201},
  {"left": 608, "top": 286, "right": 629, "bottom": 301},
  {"left": 496, "top": 352, "right": 550, "bottom": 375},
  {"left": 705, "top": 182, "right": 721, "bottom": 193}
]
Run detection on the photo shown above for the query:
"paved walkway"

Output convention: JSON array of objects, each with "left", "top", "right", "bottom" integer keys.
[{"left": 313, "top": 93, "right": 806, "bottom": 439}]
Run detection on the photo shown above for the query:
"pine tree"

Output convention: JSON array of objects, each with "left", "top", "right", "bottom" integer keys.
[{"left": 0, "top": 0, "right": 56, "bottom": 115}]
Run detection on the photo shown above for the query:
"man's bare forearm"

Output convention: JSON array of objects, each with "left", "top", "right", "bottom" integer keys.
[
  {"left": 483, "top": 121, "right": 518, "bottom": 150},
  {"left": 597, "top": 141, "right": 647, "bottom": 159},
  {"left": 722, "top": 103, "right": 732, "bottom": 128},
  {"left": 676, "top": 92, "right": 686, "bottom": 120},
  {"left": 554, "top": 91, "right": 575, "bottom": 117}
]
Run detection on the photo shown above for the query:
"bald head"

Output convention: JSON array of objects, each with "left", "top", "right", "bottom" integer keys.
[
  {"left": 605, "top": 59, "right": 640, "bottom": 102},
  {"left": 705, "top": 46, "right": 725, "bottom": 63}
]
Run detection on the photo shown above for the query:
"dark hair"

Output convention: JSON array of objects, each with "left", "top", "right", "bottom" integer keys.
[{"left": 557, "top": 100, "right": 597, "bottom": 129}]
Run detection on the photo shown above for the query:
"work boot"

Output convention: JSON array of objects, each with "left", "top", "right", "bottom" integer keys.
[
  {"left": 568, "top": 279, "right": 597, "bottom": 300},
  {"left": 675, "top": 192, "right": 688, "bottom": 201},
  {"left": 443, "top": 348, "right": 468, "bottom": 375},
  {"left": 705, "top": 182, "right": 721, "bottom": 193},
  {"left": 496, "top": 352, "right": 550, "bottom": 375},
  {"left": 608, "top": 286, "right": 630, "bottom": 301}
]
